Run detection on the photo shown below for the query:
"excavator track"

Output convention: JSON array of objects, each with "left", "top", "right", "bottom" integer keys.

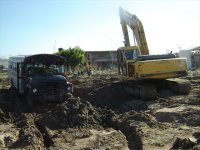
[
  {"left": 123, "top": 81, "right": 157, "bottom": 100},
  {"left": 166, "top": 78, "right": 191, "bottom": 95},
  {"left": 121, "top": 78, "right": 190, "bottom": 101}
]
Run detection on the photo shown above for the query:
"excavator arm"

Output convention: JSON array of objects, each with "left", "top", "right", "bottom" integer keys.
[{"left": 119, "top": 7, "right": 149, "bottom": 55}]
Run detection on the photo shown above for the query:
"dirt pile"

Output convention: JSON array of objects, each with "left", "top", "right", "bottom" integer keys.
[
  {"left": 170, "top": 135, "right": 200, "bottom": 150},
  {"left": 71, "top": 76, "right": 114, "bottom": 98},
  {"left": 36, "top": 96, "right": 101, "bottom": 129},
  {"left": 170, "top": 138, "right": 196, "bottom": 149}
]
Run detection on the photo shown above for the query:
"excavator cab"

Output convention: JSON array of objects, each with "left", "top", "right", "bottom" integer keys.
[
  {"left": 124, "top": 47, "right": 140, "bottom": 60},
  {"left": 117, "top": 46, "right": 140, "bottom": 76}
]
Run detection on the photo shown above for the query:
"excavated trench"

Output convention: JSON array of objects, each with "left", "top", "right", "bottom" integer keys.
[
  {"left": 7, "top": 113, "right": 45, "bottom": 149},
  {"left": 102, "top": 113, "right": 143, "bottom": 150},
  {"left": 34, "top": 122, "right": 54, "bottom": 148}
]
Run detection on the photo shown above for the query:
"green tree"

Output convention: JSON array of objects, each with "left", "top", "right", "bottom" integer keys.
[{"left": 56, "top": 46, "right": 85, "bottom": 68}]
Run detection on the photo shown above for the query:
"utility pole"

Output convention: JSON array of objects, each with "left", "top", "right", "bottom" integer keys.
[{"left": 54, "top": 41, "right": 57, "bottom": 53}]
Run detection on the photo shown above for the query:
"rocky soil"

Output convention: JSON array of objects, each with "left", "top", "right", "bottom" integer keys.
[{"left": 0, "top": 73, "right": 200, "bottom": 150}]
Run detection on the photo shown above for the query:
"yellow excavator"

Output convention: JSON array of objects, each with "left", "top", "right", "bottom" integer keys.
[{"left": 117, "top": 7, "right": 191, "bottom": 100}]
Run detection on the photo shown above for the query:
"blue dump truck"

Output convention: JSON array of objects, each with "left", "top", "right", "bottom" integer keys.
[{"left": 8, "top": 54, "right": 73, "bottom": 105}]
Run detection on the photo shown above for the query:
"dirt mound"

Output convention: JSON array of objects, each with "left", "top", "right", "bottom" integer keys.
[
  {"left": 170, "top": 138, "right": 196, "bottom": 150},
  {"left": 71, "top": 76, "right": 131, "bottom": 104},
  {"left": 36, "top": 96, "right": 101, "bottom": 129},
  {"left": 71, "top": 76, "right": 112, "bottom": 98}
]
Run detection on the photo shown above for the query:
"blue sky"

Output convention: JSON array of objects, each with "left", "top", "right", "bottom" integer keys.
[{"left": 0, "top": 0, "right": 200, "bottom": 57}]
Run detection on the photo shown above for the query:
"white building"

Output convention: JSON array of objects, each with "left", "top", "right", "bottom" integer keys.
[{"left": 179, "top": 46, "right": 200, "bottom": 70}]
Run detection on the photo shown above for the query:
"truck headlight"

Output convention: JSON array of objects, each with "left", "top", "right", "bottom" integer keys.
[
  {"left": 66, "top": 81, "right": 73, "bottom": 93},
  {"left": 33, "top": 88, "right": 37, "bottom": 93},
  {"left": 67, "top": 87, "right": 71, "bottom": 91}
]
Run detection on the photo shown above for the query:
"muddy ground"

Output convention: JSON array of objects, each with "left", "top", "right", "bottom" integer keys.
[{"left": 0, "top": 73, "right": 200, "bottom": 150}]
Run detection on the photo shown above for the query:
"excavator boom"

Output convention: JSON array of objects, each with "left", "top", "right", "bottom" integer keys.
[{"left": 119, "top": 7, "right": 149, "bottom": 55}]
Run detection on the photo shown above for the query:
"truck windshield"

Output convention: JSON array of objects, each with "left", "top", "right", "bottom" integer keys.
[{"left": 25, "top": 64, "right": 65, "bottom": 75}]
